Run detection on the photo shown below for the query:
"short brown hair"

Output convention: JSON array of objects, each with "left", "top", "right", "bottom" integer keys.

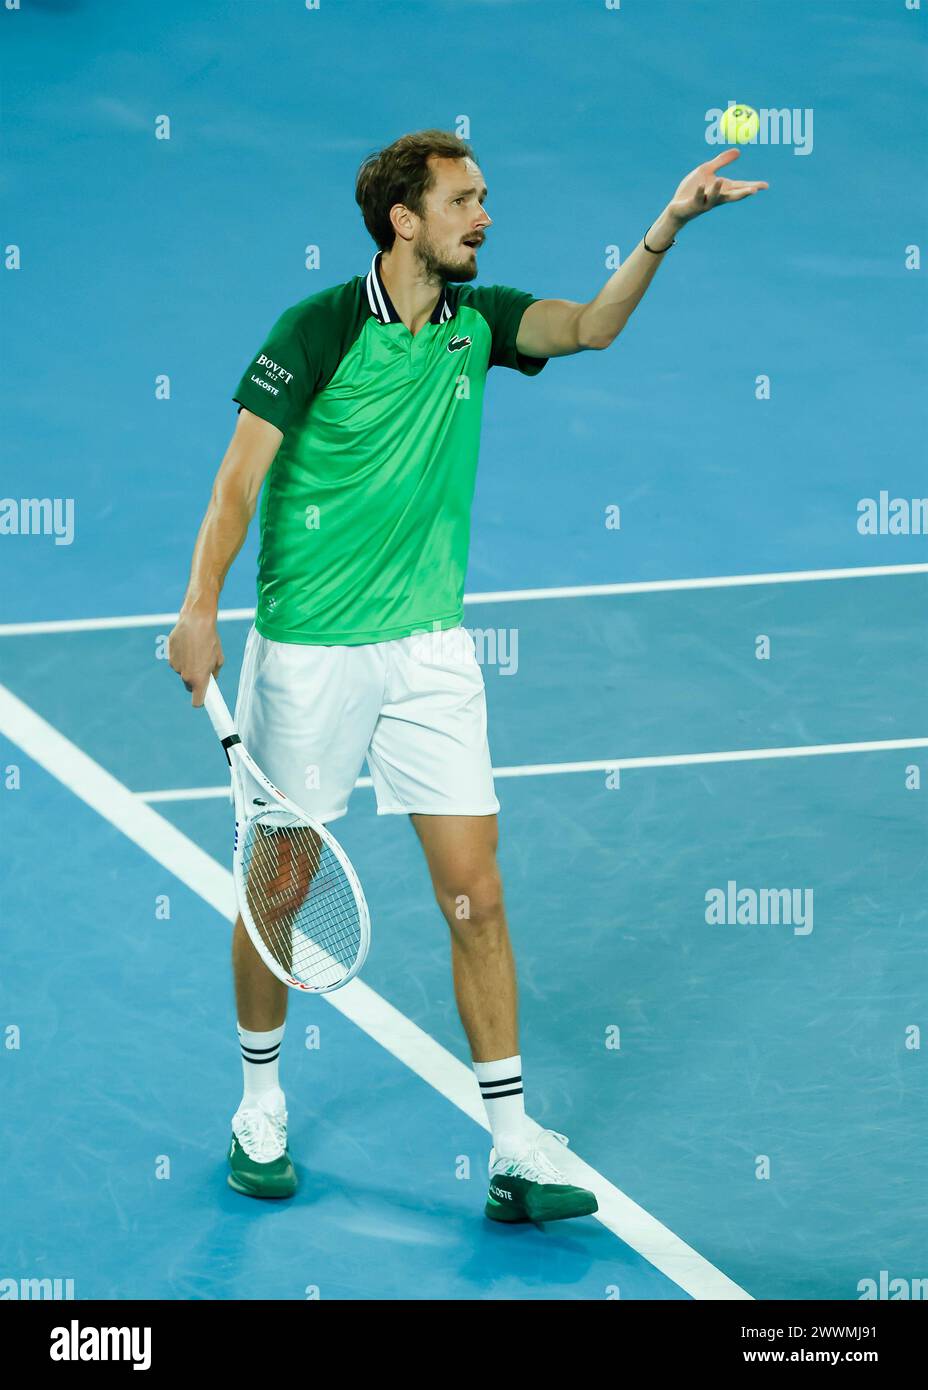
[{"left": 355, "top": 129, "right": 477, "bottom": 252}]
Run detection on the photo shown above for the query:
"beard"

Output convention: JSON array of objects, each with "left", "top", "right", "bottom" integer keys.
[{"left": 415, "top": 226, "right": 479, "bottom": 284}]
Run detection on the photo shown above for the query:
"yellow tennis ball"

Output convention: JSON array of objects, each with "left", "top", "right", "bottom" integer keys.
[{"left": 720, "top": 104, "right": 759, "bottom": 144}]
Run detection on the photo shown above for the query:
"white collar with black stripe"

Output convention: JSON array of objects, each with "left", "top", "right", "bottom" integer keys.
[{"left": 365, "top": 251, "right": 454, "bottom": 326}]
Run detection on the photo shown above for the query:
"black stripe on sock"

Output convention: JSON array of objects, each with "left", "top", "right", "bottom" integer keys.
[
  {"left": 479, "top": 1074, "right": 521, "bottom": 1089},
  {"left": 239, "top": 1042, "right": 280, "bottom": 1055},
  {"left": 480, "top": 1086, "right": 523, "bottom": 1099},
  {"left": 241, "top": 1049, "right": 280, "bottom": 1064}
]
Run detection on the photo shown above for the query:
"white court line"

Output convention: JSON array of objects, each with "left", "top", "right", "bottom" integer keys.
[
  {"left": 0, "top": 679, "right": 749, "bottom": 1301},
  {"left": 0, "top": 562, "right": 926, "bottom": 636},
  {"left": 136, "top": 736, "right": 928, "bottom": 803}
]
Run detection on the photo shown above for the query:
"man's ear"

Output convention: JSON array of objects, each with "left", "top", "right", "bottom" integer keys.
[{"left": 389, "top": 203, "right": 416, "bottom": 245}]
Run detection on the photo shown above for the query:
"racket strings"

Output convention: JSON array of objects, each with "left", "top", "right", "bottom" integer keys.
[{"left": 242, "top": 815, "right": 362, "bottom": 990}]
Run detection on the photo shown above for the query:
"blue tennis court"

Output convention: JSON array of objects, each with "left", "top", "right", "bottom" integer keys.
[{"left": 1, "top": 0, "right": 926, "bottom": 1302}]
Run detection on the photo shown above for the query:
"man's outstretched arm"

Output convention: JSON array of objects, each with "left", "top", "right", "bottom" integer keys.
[
  {"left": 167, "top": 408, "right": 283, "bottom": 706},
  {"left": 517, "top": 148, "right": 768, "bottom": 358}
]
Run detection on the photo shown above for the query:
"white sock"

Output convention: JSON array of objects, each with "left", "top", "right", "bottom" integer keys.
[
  {"left": 237, "top": 1022, "right": 285, "bottom": 1105},
  {"left": 474, "top": 1054, "right": 527, "bottom": 1156}
]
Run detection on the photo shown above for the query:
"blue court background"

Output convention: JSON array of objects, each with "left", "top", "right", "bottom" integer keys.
[{"left": 1, "top": 0, "right": 926, "bottom": 1301}]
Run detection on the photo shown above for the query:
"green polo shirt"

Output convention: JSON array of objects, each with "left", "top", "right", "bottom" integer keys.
[{"left": 232, "top": 252, "right": 547, "bottom": 645}]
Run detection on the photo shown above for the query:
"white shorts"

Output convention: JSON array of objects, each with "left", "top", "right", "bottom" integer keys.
[{"left": 234, "top": 624, "right": 500, "bottom": 824}]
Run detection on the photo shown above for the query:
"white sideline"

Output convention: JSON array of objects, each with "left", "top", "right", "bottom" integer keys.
[
  {"left": 0, "top": 562, "right": 926, "bottom": 636},
  {"left": 137, "top": 736, "right": 928, "bottom": 803},
  {"left": 0, "top": 679, "right": 751, "bottom": 1301}
]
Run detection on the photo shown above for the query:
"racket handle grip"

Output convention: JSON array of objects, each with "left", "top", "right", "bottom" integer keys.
[{"left": 203, "top": 675, "right": 237, "bottom": 742}]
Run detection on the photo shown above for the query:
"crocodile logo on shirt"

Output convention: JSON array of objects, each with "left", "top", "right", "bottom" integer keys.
[{"left": 446, "top": 335, "right": 472, "bottom": 353}]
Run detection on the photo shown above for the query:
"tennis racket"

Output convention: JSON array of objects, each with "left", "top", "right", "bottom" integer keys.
[{"left": 202, "top": 675, "right": 370, "bottom": 993}]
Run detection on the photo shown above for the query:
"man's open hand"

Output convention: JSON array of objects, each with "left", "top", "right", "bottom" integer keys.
[{"left": 667, "top": 148, "right": 768, "bottom": 227}]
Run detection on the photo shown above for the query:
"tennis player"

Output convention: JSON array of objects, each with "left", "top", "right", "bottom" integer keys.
[{"left": 168, "top": 130, "right": 765, "bottom": 1221}]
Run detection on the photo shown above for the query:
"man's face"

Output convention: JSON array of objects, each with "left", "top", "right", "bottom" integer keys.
[{"left": 412, "top": 155, "right": 492, "bottom": 283}]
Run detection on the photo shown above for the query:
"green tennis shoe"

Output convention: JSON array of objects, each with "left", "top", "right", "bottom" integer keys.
[
  {"left": 485, "top": 1129, "right": 598, "bottom": 1223},
  {"left": 227, "top": 1092, "right": 298, "bottom": 1199}
]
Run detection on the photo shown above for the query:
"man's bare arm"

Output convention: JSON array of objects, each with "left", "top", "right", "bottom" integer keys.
[
  {"left": 516, "top": 148, "right": 768, "bottom": 358},
  {"left": 168, "top": 408, "right": 283, "bottom": 705},
  {"left": 515, "top": 207, "right": 679, "bottom": 358}
]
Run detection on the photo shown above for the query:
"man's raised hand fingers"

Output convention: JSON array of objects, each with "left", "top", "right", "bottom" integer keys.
[
  {"left": 708, "top": 148, "right": 740, "bottom": 174},
  {"left": 719, "top": 185, "right": 767, "bottom": 203}
]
